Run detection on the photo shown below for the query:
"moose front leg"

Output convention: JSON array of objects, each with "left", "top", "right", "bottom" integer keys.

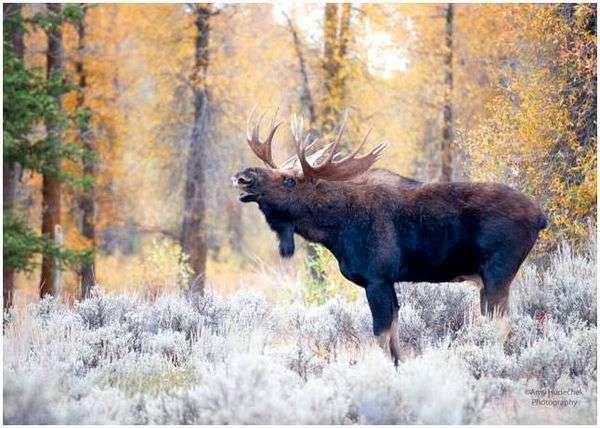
[{"left": 365, "top": 282, "right": 401, "bottom": 366}]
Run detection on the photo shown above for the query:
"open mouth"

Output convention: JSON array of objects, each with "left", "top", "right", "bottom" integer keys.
[
  {"left": 239, "top": 191, "right": 258, "bottom": 203},
  {"left": 232, "top": 174, "right": 259, "bottom": 203}
]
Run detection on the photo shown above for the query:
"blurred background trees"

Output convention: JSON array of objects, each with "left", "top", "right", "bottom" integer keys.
[{"left": 3, "top": 3, "right": 596, "bottom": 307}]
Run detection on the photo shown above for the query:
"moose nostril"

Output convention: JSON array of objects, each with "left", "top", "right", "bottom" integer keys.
[{"left": 237, "top": 176, "right": 252, "bottom": 185}]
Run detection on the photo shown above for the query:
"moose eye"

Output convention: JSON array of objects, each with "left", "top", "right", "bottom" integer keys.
[{"left": 283, "top": 176, "right": 296, "bottom": 188}]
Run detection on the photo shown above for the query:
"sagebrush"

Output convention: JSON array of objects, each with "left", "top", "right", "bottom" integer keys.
[{"left": 3, "top": 242, "right": 596, "bottom": 424}]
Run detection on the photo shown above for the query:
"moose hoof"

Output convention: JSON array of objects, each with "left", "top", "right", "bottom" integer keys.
[{"left": 375, "top": 326, "right": 400, "bottom": 366}]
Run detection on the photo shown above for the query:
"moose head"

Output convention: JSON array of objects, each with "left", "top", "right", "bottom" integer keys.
[{"left": 233, "top": 109, "right": 386, "bottom": 258}]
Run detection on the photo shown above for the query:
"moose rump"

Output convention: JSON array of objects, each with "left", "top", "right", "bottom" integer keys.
[{"left": 385, "top": 181, "right": 546, "bottom": 314}]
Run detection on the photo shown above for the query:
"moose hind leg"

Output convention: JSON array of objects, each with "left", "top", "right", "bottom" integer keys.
[
  {"left": 480, "top": 251, "right": 523, "bottom": 318},
  {"left": 366, "top": 283, "right": 400, "bottom": 365}
]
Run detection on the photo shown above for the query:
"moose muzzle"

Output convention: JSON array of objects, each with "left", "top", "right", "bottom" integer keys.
[{"left": 232, "top": 171, "right": 259, "bottom": 203}]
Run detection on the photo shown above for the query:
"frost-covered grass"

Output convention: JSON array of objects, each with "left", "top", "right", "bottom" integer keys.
[{"left": 3, "top": 243, "right": 597, "bottom": 424}]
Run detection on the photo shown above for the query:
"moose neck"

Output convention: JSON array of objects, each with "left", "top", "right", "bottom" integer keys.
[
  {"left": 259, "top": 179, "right": 350, "bottom": 257},
  {"left": 294, "top": 181, "right": 346, "bottom": 245}
]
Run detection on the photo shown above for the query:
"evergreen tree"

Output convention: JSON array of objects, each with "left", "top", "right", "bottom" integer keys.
[{"left": 3, "top": 4, "right": 93, "bottom": 307}]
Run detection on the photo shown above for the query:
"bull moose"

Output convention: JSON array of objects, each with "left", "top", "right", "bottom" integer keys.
[{"left": 233, "top": 110, "right": 547, "bottom": 365}]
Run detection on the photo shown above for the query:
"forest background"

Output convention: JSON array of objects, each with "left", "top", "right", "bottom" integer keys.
[{"left": 3, "top": 3, "right": 597, "bottom": 307}]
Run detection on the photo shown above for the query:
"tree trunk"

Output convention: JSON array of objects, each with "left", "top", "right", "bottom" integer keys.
[
  {"left": 76, "top": 9, "right": 96, "bottom": 299},
  {"left": 284, "top": 11, "right": 316, "bottom": 126},
  {"left": 306, "top": 4, "right": 354, "bottom": 284},
  {"left": 321, "top": 3, "right": 352, "bottom": 137},
  {"left": 181, "top": 5, "right": 211, "bottom": 294},
  {"left": 3, "top": 3, "right": 25, "bottom": 309},
  {"left": 321, "top": 3, "right": 339, "bottom": 135},
  {"left": 284, "top": 10, "right": 323, "bottom": 282},
  {"left": 40, "top": 3, "right": 64, "bottom": 298},
  {"left": 337, "top": 3, "right": 351, "bottom": 104},
  {"left": 440, "top": 4, "right": 454, "bottom": 182}
]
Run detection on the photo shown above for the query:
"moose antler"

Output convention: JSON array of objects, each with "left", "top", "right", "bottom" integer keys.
[
  {"left": 290, "top": 114, "right": 386, "bottom": 181},
  {"left": 280, "top": 133, "right": 336, "bottom": 170},
  {"left": 246, "top": 107, "right": 282, "bottom": 168}
]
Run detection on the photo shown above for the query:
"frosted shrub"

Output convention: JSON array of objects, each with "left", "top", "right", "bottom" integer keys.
[
  {"left": 141, "top": 330, "right": 189, "bottom": 365},
  {"left": 322, "top": 297, "right": 368, "bottom": 348},
  {"left": 503, "top": 314, "right": 539, "bottom": 355},
  {"left": 289, "top": 298, "right": 371, "bottom": 361},
  {"left": 77, "top": 324, "right": 133, "bottom": 371},
  {"left": 459, "top": 343, "right": 516, "bottom": 379},
  {"left": 518, "top": 322, "right": 572, "bottom": 387},
  {"left": 563, "top": 324, "right": 597, "bottom": 383},
  {"left": 189, "top": 331, "right": 229, "bottom": 365},
  {"left": 511, "top": 265, "right": 554, "bottom": 319},
  {"left": 120, "top": 309, "right": 151, "bottom": 352},
  {"left": 544, "top": 244, "right": 596, "bottom": 325},
  {"left": 226, "top": 289, "right": 271, "bottom": 333},
  {"left": 34, "top": 295, "right": 71, "bottom": 323},
  {"left": 303, "top": 306, "right": 341, "bottom": 358},
  {"left": 189, "top": 291, "right": 229, "bottom": 334},
  {"left": 475, "top": 376, "right": 515, "bottom": 405},
  {"left": 277, "top": 344, "right": 321, "bottom": 381},
  {"left": 281, "top": 301, "right": 342, "bottom": 360},
  {"left": 178, "top": 354, "right": 301, "bottom": 424},
  {"left": 458, "top": 317, "right": 503, "bottom": 347},
  {"left": 398, "top": 348, "right": 476, "bottom": 424},
  {"left": 278, "top": 301, "right": 310, "bottom": 339},
  {"left": 76, "top": 289, "right": 135, "bottom": 329},
  {"left": 145, "top": 294, "right": 200, "bottom": 339},
  {"left": 2, "top": 240, "right": 596, "bottom": 424},
  {"left": 97, "top": 352, "right": 195, "bottom": 396},
  {"left": 266, "top": 343, "right": 328, "bottom": 382},
  {"left": 291, "top": 377, "right": 351, "bottom": 424},
  {"left": 397, "top": 282, "right": 476, "bottom": 341},
  {"left": 3, "top": 370, "right": 59, "bottom": 424},
  {"left": 318, "top": 350, "right": 404, "bottom": 424},
  {"left": 397, "top": 302, "right": 428, "bottom": 351},
  {"left": 64, "top": 388, "right": 143, "bottom": 424},
  {"left": 513, "top": 242, "right": 596, "bottom": 326}
]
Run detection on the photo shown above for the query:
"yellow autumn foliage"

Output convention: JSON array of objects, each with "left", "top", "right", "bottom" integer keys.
[{"left": 12, "top": 3, "right": 595, "bottom": 303}]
